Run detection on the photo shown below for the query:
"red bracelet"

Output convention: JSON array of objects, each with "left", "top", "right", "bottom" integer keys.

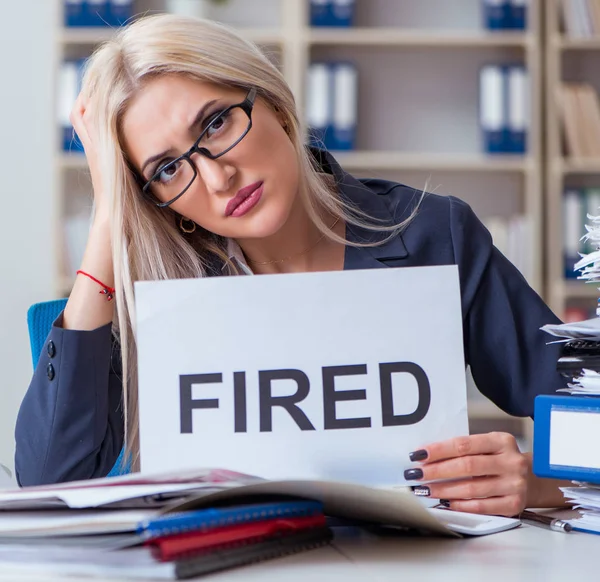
[{"left": 76, "top": 270, "right": 115, "bottom": 301}]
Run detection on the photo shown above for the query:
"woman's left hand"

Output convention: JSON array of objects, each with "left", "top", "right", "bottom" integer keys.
[{"left": 406, "top": 432, "right": 530, "bottom": 517}]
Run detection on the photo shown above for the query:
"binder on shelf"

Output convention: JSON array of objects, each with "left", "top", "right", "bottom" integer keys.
[
  {"left": 479, "top": 65, "right": 506, "bottom": 153},
  {"left": 482, "top": 0, "right": 509, "bottom": 30},
  {"left": 506, "top": 65, "right": 529, "bottom": 154},
  {"left": 309, "top": 0, "right": 332, "bottom": 27},
  {"left": 58, "top": 60, "right": 85, "bottom": 154},
  {"left": 107, "top": 0, "right": 133, "bottom": 26},
  {"left": 330, "top": 0, "right": 356, "bottom": 27},
  {"left": 563, "top": 189, "right": 585, "bottom": 279},
  {"left": 82, "top": 0, "right": 111, "bottom": 27},
  {"left": 64, "top": 0, "right": 85, "bottom": 27},
  {"left": 330, "top": 62, "right": 358, "bottom": 151},
  {"left": 309, "top": 0, "right": 355, "bottom": 27},
  {"left": 306, "top": 62, "right": 332, "bottom": 149},
  {"left": 507, "top": 0, "right": 528, "bottom": 29},
  {"left": 533, "top": 394, "right": 600, "bottom": 484}
]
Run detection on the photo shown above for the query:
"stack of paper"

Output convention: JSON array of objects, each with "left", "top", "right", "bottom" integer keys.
[
  {"left": 560, "top": 485, "right": 600, "bottom": 534},
  {"left": 542, "top": 320, "right": 600, "bottom": 395},
  {"left": 0, "top": 468, "right": 522, "bottom": 579}
]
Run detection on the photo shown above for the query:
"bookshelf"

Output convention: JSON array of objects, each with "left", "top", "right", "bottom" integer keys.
[
  {"left": 545, "top": 0, "right": 600, "bottom": 319},
  {"left": 53, "top": 0, "right": 542, "bottom": 442}
]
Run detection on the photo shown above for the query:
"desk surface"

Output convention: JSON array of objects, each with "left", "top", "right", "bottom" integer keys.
[{"left": 0, "top": 518, "right": 595, "bottom": 582}]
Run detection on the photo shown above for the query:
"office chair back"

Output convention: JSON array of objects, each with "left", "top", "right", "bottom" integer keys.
[{"left": 27, "top": 299, "right": 129, "bottom": 477}]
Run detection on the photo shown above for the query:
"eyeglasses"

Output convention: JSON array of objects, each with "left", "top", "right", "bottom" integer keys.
[{"left": 141, "top": 87, "right": 257, "bottom": 208}]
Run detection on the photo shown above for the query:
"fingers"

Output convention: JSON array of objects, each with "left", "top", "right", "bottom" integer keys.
[
  {"left": 441, "top": 494, "right": 526, "bottom": 518},
  {"left": 70, "top": 93, "right": 93, "bottom": 150},
  {"left": 423, "top": 475, "right": 528, "bottom": 502},
  {"left": 416, "top": 432, "right": 518, "bottom": 465},
  {"left": 406, "top": 449, "right": 528, "bottom": 482}
]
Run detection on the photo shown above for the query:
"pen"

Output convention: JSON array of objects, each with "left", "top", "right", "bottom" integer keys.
[{"left": 519, "top": 510, "right": 572, "bottom": 533}]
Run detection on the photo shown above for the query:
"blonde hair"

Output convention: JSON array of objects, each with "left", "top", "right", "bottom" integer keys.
[{"left": 81, "top": 13, "right": 421, "bottom": 471}]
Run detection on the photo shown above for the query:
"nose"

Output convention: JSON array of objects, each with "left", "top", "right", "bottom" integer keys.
[{"left": 192, "top": 152, "right": 236, "bottom": 194}]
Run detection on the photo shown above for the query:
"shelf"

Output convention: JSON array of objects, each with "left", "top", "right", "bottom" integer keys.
[
  {"left": 560, "top": 158, "right": 600, "bottom": 175},
  {"left": 60, "top": 151, "right": 531, "bottom": 173},
  {"left": 562, "top": 280, "right": 599, "bottom": 299},
  {"left": 60, "top": 27, "right": 283, "bottom": 46},
  {"left": 332, "top": 151, "right": 531, "bottom": 172},
  {"left": 554, "top": 35, "right": 600, "bottom": 50},
  {"left": 308, "top": 28, "right": 532, "bottom": 48},
  {"left": 58, "top": 153, "right": 87, "bottom": 170}
]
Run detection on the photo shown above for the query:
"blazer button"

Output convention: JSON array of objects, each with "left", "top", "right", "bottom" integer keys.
[
  {"left": 46, "top": 363, "right": 55, "bottom": 381},
  {"left": 47, "top": 341, "right": 56, "bottom": 358}
]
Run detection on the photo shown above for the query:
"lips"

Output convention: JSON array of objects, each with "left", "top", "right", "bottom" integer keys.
[{"left": 225, "top": 181, "right": 264, "bottom": 218}]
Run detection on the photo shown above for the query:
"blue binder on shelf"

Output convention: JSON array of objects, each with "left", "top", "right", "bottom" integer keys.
[
  {"left": 330, "top": 62, "right": 358, "bottom": 151},
  {"left": 533, "top": 394, "right": 600, "bottom": 484},
  {"left": 507, "top": 0, "right": 527, "bottom": 30},
  {"left": 65, "top": 0, "right": 85, "bottom": 27},
  {"left": 107, "top": 0, "right": 133, "bottom": 26},
  {"left": 482, "top": 0, "right": 509, "bottom": 30},
  {"left": 506, "top": 65, "right": 528, "bottom": 153},
  {"left": 330, "top": 0, "right": 356, "bottom": 27},
  {"left": 59, "top": 60, "right": 86, "bottom": 153},
  {"left": 65, "top": 0, "right": 112, "bottom": 27},
  {"left": 306, "top": 62, "right": 332, "bottom": 149},
  {"left": 479, "top": 64, "right": 506, "bottom": 153},
  {"left": 563, "top": 189, "right": 585, "bottom": 279},
  {"left": 310, "top": 0, "right": 355, "bottom": 27}
]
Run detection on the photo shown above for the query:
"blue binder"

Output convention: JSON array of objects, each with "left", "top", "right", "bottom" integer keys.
[
  {"left": 507, "top": 0, "right": 527, "bottom": 30},
  {"left": 479, "top": 64, "right": 507, "bottom": 153},
  {"left": 482, "top": 0, "right": 510, "bottom": 30},
  {"left": 306, "top": 62, "right": 332, "bottom": 149},
  {"left": 505, "top": 65, "right": 528, "bottom": 154},
  {"left": 310, "top": 0, "right": 355, "bottom": 27},
  {"left": 59, "top": 60, "right": 86, "bottom": 153},
  {"left": 330, "top": 62, "right": 358, "bottom": 151},
  {"left": 330, "top": 0, "right": 355, "bottom": 27},
  {"left": 310, "top": 0, "right": 333, "bottom": 27},
  {"left": 138, "top": 500, "right": 323, "bottom": 539},
  {"left": 533, "top": 394, "right": 600, "bottom": 484},
  {"left": 65, "top": 0, "right": 85, "bottom": 27},
  {"left": 82, "top": 1, "right": 110, "bottom": 27},
  {"left": 107, "top": 0, "right": 133, "bottom": 26}
]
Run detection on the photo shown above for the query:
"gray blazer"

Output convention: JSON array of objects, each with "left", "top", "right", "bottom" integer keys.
[{"left": 15, "top": 149, "right": 565, "bottom": 486}]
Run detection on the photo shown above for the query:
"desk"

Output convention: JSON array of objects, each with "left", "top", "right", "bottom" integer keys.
[{"left": 0, "top": 519, "right": 595, "bottom": 582}]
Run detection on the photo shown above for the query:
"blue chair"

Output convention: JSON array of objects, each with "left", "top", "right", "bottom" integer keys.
[{"left": 27, "top": 299, "right": 130, "bottom": 477}]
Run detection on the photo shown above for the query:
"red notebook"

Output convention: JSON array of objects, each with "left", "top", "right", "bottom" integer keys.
[{"left": 147, "top": 514, "right": 327, "bottom": 562}]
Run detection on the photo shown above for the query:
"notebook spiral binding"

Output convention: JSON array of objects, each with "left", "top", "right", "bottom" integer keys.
[{"left": 174, "top": 528, "right": 333, "bottom": 580}]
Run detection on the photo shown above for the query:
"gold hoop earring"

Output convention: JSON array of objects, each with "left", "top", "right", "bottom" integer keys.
[{"left": 179, "top": 217, "right": 197, "bottom": 234}]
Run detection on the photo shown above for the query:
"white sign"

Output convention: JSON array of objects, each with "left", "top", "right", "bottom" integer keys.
[{"left": 136, "top": 266, "right": 468, "bottom": 486}]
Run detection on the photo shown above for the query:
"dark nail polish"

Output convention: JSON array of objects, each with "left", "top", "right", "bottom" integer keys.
[
  {"left": 411, "top": 486, "right": 430, "bottom": 497},
  {"left": 439, "top": 499, "right": 451, "bottom": 508},
  {"left": 404, "top": 468, "right": 424, "bottom": 481},
  {"left": 409, "top": 449, "right": 428, "bottom": 462}
]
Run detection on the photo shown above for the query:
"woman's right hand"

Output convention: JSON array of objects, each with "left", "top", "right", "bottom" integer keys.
[{"left": 70, "top": 93, "right": 108, "bottom": 218}]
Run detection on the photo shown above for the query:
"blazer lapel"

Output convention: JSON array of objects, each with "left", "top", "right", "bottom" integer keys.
[{"left": 315, "top": 150, "right": 409, "bottom": 270}]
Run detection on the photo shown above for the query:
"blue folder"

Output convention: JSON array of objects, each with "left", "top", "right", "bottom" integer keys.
[
  {"left": 533, "top": 394, "right": 600, "bottom": 484},
  {"left": 138, "top": 500, "right": 324, "bottom": 540}
]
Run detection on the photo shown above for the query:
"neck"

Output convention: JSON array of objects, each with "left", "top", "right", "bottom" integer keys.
[{"left": 235, "top": 198, "right": 345, "bottom": 275}]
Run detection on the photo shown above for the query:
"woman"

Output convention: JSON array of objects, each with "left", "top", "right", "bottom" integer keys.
[{"left": 16, "top": 14, "right": 568, "bottom": 515}]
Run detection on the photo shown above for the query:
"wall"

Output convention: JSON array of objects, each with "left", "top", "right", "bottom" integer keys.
[{"left": 0, "top": 0, "right": 56, "bottom": 474}]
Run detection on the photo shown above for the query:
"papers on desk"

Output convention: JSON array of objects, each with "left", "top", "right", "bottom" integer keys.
[
  {"left": 0, "top": 468, "right": 523, "bottom": 579},
  {"left": 541, "top": 317, "right": 600, "bottom": 341},
  {"left": 560, "top": 486, "right": 600, "bottom": 534}
]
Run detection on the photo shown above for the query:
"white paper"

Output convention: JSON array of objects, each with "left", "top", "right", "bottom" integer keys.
[{"left": 135, "top": 266, "right": 469, "bottom": 486}]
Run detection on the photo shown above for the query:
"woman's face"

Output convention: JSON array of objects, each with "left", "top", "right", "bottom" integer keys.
[{"left": 122, "top": 75, "right": 299, "bottom": 240}]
